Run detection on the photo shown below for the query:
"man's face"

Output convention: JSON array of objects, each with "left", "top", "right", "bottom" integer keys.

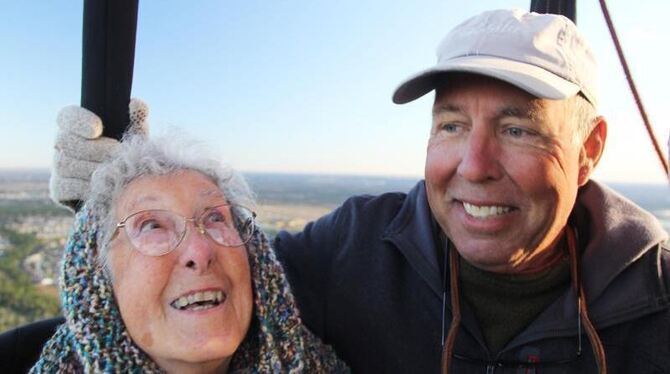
[{"left": 425, "top": 76, "right": 596, "bottom": 274}]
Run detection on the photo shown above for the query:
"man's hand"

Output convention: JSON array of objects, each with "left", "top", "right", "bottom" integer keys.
[{"left": 49, "top": 99, "right": 149, "bottom": 210}]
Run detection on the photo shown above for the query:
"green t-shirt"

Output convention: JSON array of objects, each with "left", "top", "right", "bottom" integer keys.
[{"left": 458, "top": 256, "right": 571, "bottom": 354}]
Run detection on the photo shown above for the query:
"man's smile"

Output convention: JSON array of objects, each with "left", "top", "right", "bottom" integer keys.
[{"left": 461, "top": 201, "right": 515, "bottom": 219}]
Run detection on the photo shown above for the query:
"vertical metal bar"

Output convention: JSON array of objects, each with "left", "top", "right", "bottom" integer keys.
[
  {"left": 81, "top": 0, "right": 139, "bottom": 140},
  {"left": 530, "top": 0, "right": 577, "bottom": 23}
]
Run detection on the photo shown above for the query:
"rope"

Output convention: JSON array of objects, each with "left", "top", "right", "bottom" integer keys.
[
  {"left": 441, "top": 246, "right": 461, "bottom": 373},
  {"left": 440, "top": 229, "right": 607, "bottom": 373},
  {"left": 567, "top": 227, "right": 607, "bottom": 374},
  {"left": 598, "top": 0, "right": 669, "bottom": 178}
]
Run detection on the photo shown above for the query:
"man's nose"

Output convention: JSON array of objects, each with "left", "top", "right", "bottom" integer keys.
[
  {"left": 180, "top": 224, "right": 215, "bottom": 273},
  {"left": 456, "top": 128, "right": 503, "bottom": 182}
]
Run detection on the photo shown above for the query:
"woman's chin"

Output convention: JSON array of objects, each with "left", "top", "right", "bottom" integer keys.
[
  {"left": 152, "top": 352, "right": 232, "bottom": 374},
  {"left": 161, "top": 331, "right": 241, "bottom": 360},
  {"left": 130, "top": 318, "right": 245, "bottom": 373}
]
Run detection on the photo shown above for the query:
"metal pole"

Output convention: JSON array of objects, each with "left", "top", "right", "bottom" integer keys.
[
  {"left": 530, "top": 0, "right": 576, "bottom": 23},
  {"left": 81, "top": 0, "right": 139, "bottom": 140}
]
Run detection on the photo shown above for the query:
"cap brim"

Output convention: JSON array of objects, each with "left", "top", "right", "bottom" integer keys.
[{"left": 392, "top": 56, "right": 581, "bottom": 104}]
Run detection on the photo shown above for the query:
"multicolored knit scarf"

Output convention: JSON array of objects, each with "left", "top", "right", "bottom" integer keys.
[{"left": 30, "top": 208, "right": 349, "bottom": 373}]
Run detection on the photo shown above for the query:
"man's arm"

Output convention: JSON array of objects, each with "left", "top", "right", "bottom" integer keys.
[
  {"left": 273, "top": 207, "right": 344, "bottom": 339},
  {"left": 0, "top": 317, "right": 65, "bottom": 374}
]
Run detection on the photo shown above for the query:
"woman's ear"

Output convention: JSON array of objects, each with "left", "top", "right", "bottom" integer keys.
[{"left": 578, "top": 116, "right": 607, "bottom": 186}]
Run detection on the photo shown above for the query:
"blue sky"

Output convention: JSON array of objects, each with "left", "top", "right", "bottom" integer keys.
[{"left": 1, "top": 1, "right": 669, "bottom": 183}]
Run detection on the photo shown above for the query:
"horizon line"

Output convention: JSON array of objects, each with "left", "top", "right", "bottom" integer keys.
[
  {"left": 0, "top": 167, "right": 667, "bottom": 186},
  {"left": 0, "top": 167, "right": 423, "bottom": 180}
]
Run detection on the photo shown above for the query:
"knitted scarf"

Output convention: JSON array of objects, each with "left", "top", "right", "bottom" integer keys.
[{"left": 30, "top": 208, "right": 349, "bottom": 373}]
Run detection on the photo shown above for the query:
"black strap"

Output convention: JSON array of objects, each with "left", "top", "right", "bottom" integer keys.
[
  {"left": 530, "top": 0, "right": 577, "bottom": 23},
  {"left": 67, "top": 0, "right": 140, "bottom": 212},
  {"left": 81, "top": 0, "right": 139, "bottom": 141}
]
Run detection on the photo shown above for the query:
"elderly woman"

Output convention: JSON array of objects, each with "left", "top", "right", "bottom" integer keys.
[{"left": 30, "top": 134, "right": 348, "bottom": 373}]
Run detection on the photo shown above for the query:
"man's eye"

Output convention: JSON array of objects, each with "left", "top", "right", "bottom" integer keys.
[
  {"left": 504, "top": 127, "right": 532, "bottom": 138},
  {"left": 440, "top": 123, "right": 460, "bottom": 133}
]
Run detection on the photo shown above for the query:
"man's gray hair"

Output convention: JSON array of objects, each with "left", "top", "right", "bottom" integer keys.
[
  {"left": 568, "top": 94, "right": 599, "bottom": 144},
  {"left": 86, "top": 132, "right": 255, "bottom": 274}
]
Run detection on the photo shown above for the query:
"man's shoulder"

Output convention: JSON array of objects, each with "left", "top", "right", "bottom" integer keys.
[
  {"left": 330, "top": 181, "right": 425, "bottom": 231},
  {"left": 578, "top": 181, "right": 668, "bottom": 266},
  {"left": 640, "top": 241, "right": 670, "bottom": 292},
  {"left": 337, "top": 190, "right": 410, "bottom": 219},
  {"left": 274, "top": 181, "right": 424, "bottom": 254}
]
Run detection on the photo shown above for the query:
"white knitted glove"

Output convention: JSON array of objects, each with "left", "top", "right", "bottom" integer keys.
[{"left": 49, "top": 98, "right": 149, "bottom": 210}]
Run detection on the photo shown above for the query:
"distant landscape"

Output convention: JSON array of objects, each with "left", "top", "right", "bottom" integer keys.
[
  {"left": 1, "top": 168, "right": 669, "bottom": 332},
  {"left": 0, "top": 169, "right": 419, "bottom": 332}
]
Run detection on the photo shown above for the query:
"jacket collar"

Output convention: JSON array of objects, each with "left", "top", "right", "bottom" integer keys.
[
  {"left": 382, "top": 181, "right": 444, "bottom": 298},
  {"left": 381, "top": 180, "right": 669, "bottom": 334},
  {"left": 509, "top": 180, "right": 669, "bottom": 348},
  {"left": 577, "top": 180, "right": 668, "bottom": 304}
]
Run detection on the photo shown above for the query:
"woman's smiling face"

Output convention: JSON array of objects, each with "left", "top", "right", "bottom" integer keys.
[{"left": 108, "top": 170, "right": 253, "bottom": 373}]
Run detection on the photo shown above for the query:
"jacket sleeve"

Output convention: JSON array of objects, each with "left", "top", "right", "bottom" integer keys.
[
  {"left": 273, "top": 206, "right": 344, "bottom": 340},
  {"left": 0, "top": 316, "right": 64, "bottom": 374}
]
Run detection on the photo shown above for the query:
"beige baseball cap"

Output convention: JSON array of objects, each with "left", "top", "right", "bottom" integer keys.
[{"left": 392, "top": 8, "right": 599, "bottom": 108}]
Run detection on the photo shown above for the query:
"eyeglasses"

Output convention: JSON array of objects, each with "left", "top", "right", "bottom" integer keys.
[{"left": 111, "top": 204, "right": 256, "bottom": 256}]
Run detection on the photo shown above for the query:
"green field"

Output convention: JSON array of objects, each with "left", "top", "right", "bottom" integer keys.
[{"left": 0, "top": 229, "right": 60, "bottom": 332}]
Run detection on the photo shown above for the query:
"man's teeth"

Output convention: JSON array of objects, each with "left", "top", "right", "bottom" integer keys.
[
  {"left": 463, "top": 202, "right": 511, "bottom": 218},
  {"left": 172, "top": 290, "right": 225, "bottom": 310}
]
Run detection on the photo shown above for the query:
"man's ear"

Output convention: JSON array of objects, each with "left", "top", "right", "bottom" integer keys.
[{"left": 578, "top": 116, "right": 607, "bottom": 186}]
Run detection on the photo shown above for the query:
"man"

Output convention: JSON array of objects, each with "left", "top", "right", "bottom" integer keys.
[
  {"left": 269, "top": 10, "right": 669, "bottom": 373},
  {"left": 10, "top": 8, "right": 670, "bottom": 373}
]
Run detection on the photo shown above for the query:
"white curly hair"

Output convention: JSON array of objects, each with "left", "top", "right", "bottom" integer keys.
[{"left": 86, "top": 132, "right": 255, "bottom": 274}]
